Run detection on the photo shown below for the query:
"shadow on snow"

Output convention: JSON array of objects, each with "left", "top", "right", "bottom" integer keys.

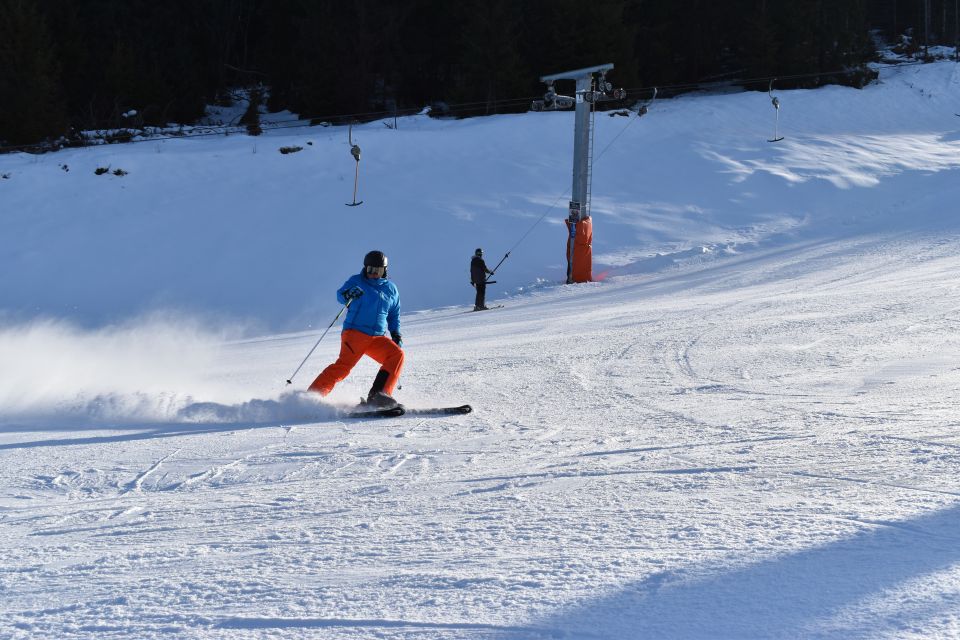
[{"left": 507, "top": 502, "right": 960, "bottom": 639}]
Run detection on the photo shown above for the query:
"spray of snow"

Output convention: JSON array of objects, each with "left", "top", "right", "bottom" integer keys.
[{"left": 0, "top": 314, "right": 331, "bottom": 425}]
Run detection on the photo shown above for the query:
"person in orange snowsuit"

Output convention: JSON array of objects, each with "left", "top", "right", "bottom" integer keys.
[{"left": 308, "top": 250, "right": 404, "bottom": 407}]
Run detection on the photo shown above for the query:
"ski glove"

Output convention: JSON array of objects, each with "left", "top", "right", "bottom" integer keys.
[
  {"left": 390, "top": 331, "right": 403, "bottom": 347},
  {"left": 344, "top": 286, "right": 364, "bottom": 301}
]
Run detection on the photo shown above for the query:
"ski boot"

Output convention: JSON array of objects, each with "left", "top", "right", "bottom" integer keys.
[
  {"left": 365, "top": 391, "right": 399, "bottom": 408},
  {"left": 364, "top": 369, "right": 399, "bottom": 408}
]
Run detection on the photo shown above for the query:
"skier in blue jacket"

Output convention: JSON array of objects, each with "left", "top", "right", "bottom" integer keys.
[{"left": 309, "top": 250, "right": 404, "bottom": 407}]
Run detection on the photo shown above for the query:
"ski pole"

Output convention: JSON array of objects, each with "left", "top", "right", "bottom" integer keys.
[{"left": 285, "top": 299, "right": 352, "bottom": 384}]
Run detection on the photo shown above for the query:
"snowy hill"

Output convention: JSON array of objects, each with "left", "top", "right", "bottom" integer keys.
[
  {"left": 3, "top": 59, "right": 960, "bottom": 638},
  {"left": 2, "top": 60, "right": 958, "bottom": 333}
]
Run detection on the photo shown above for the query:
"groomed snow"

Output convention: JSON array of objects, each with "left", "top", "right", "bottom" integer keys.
[{"left": 2, "top": 57, "right": 960, "bottom": 638}]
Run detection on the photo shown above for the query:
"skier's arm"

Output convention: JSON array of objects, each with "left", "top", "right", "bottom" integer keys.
[
  {"left": 336, "top": 277, "right": 359, "bottom": 305},
  {"left": 387, "top": 291, "right": 401, "bottom": 335}
]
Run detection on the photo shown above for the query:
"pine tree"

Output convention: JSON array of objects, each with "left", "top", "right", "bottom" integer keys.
[
  {"left": 0, "top": 0, "right": 66, "bottom": 145},
  {"left": 454, "top": 0, "right": 528, "bottom": 113}
]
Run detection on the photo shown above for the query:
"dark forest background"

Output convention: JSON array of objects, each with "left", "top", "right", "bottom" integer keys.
[{"left": 1, "top": 0, "right": 957, "bottom": 146}]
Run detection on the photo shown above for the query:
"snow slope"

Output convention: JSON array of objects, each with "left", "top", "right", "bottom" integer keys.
[
  {"left": 2, "top": 59, "right": 956, "bottom": 333},
  {"left": 3, "top": 59, "right": 960, "bottom": 638}
]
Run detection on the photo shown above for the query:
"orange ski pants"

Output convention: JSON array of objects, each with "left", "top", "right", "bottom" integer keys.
[{"left": 308, "top": 329, "right": 405, "bottom": 396}]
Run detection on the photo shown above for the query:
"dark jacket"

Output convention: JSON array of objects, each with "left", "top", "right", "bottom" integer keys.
[{"left": 471, "top": 256, "right": 491, "bottom": 284}]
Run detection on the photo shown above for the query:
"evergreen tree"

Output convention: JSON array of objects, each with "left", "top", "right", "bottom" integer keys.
[
  {"left": 0, "top": 0, "right": 901, "bottom": 147},
  {"left": 392, "top": 0, "right": 462, "bottom": 110},
  {"left": 454, "top": 0, "right": 528, "bottom": 113},
  {"left": 0, "top": 0, "right": 65, "bottom": 145}
]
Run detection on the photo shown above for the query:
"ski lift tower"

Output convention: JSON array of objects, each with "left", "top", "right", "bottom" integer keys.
[{"left": 535, "top": 63, "right": 620, "bottom": 283}]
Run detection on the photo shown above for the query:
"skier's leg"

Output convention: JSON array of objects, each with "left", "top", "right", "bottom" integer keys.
[
  {"left": 367, "top": 369, "right": 390, "bottom": 398},
  {"left": 364, "top": 336, "right": 405, "bottom": 395},
  {"left": 308, "top": 329, "right": 369, "bottom": 395},
  {"left": 475, "top": 282, "right": 486, "bottom": 309}
]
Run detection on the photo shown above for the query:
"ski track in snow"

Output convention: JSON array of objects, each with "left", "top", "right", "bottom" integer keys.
[
  {"left": 4, "top": 59, "right": 960, "bottom": 638},
  {"left": 123, "top": 448, "right": 181, "bottom": 495}
]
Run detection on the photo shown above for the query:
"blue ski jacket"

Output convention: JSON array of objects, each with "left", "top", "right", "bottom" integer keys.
[{"left": 337, "top": 272, "right": 400, "bottom": 337}]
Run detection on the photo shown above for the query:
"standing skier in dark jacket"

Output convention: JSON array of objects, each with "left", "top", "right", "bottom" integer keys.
[
  {"left": 470, "top": 248, "right": 494, "bottom": 311},
  {"left": 308, "top": 250, "right": 404, "bottom": 408}
]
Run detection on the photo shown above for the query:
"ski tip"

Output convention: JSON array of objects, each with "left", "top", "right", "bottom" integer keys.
[{"left": 404, "top": 404, "right": 473, "bottom": 416}]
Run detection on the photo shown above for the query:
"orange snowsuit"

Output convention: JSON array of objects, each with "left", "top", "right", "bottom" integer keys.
[{"left": 308, "top": 329, "right": 405, "bottom": 396}]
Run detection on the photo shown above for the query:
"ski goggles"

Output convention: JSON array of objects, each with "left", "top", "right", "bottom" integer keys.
[{"left": 365, "top": 265, "right": 386, "bottom": 277}]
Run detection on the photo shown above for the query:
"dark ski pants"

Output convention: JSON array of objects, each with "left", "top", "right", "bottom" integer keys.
[
  {"left": 309, "top": 329, "right": 404, "bottom": 396},
  {"left": 473, "top": 281, "right": 487, "bottom": 309}
]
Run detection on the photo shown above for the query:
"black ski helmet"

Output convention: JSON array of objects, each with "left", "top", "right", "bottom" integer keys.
[
  {"left": 475, "top": 248, "right": 483, "bottom": 257},
  {"left": 363, "top": 250, "right": 388, "bottom": 276}
]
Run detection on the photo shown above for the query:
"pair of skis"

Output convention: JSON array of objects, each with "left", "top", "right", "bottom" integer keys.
[
  {"left": 462, "top": 304, "right": 504, "bottom": 314},
  {"left": 346, "top": 404, "right": 472, "bottom": 419}
]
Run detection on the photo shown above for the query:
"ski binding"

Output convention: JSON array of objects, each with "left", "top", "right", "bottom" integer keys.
[{"left": 346, "top": 404, "right": 405, "bottom": 418}]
